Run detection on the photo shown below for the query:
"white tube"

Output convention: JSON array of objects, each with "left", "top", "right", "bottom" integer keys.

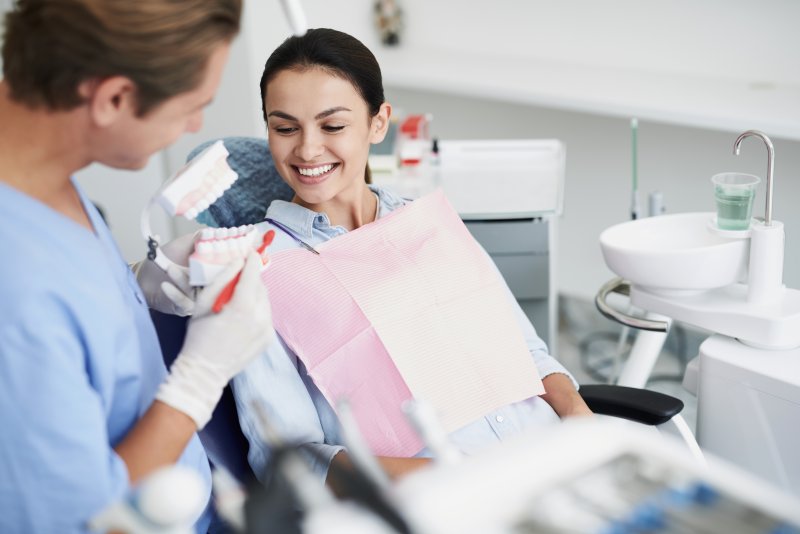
[
  {"left": 279, "top": 0, "right": 308, "bottom": 36},
  {"left": 616, "top": 313, "right": 671, "bottom": 389},
  {"left": 747, "top": 220, "right": 785, "bottom": 305}
]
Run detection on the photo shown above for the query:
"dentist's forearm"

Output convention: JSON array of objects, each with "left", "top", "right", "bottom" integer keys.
[{"left": 114, "top": 401, "right": 196, "bottom": 483}]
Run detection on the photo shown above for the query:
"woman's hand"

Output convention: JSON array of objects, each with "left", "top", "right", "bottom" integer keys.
[{"left": 540, "top": 373, "right": 594, "bottom": 419}]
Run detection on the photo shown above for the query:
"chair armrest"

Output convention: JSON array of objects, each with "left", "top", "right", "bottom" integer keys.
[{"left": 578, "top": 384, "right": 684, "bottom": 426}]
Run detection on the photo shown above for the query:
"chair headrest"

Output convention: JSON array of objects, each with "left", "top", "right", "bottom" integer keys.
[{"left": 188, "top": 137, "right": 294, "bottom": 228}]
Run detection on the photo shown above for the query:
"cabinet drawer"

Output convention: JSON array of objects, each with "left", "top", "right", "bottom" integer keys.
[
  {"left": 492, "top": 253, "right": 549, "bottom": 299},
  {"left": 465, "top": 219, "right": 548, "bottom": 255}
]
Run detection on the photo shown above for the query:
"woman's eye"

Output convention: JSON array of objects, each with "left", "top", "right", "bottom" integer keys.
[
  {"left": 273, "top": 126, "right": 297, "bottom": 134},
  {"left": 323, "top": 125, "right": 345, "bottom": 133}
]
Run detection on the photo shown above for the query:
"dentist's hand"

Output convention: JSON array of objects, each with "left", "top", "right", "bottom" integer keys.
[
  {"left": 156, "top": 251, "right": 274, "bottom": 428},
  {"left": 134, "top": 233, "right": 197, "bottom": 316}
]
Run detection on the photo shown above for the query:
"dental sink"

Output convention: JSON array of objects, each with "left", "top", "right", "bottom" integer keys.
[{"left": 600, "top": 212, "right": 749, "bottom": 293}]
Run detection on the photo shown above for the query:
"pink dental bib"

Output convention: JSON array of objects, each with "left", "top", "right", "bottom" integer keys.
[{"left": 262, "top": 189, "right": 544, "bottom": 457}]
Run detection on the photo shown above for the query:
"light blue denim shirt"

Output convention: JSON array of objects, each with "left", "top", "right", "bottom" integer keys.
[{"left": 233, "top": 185, "right": 578, "bottom": 482}]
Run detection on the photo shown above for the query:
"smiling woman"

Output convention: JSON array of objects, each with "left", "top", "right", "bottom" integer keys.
[{"left": 225, "top": 28, "right": 592, "bottom": 494}]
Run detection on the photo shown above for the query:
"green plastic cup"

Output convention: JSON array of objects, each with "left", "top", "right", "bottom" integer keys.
[{"left": 712, "top": 172, "right": 760, "bottom": 231}]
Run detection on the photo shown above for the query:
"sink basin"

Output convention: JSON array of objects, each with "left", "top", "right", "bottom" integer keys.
[{"left": 600, "top": 212, "right": 749, "bottom": 293}]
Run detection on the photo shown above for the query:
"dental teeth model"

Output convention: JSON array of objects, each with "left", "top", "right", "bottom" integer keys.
[
  {"left": 189, "top": 225, "right": 260, "bottom": 287},
  {"left": 156, "top": 141, "right": 237, "bottom": 220},
  {"left": 141, "top": 140, "right": 269, "bottom": 291}
]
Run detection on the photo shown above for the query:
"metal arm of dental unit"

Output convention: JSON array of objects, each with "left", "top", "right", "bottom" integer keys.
[{"left": 595, "top": 278, "right": 669, "bottom": 333}]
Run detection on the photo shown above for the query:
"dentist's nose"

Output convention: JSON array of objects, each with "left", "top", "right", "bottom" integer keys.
[{"left": 295, "top": 131, "right": 324, "bottom": 161}]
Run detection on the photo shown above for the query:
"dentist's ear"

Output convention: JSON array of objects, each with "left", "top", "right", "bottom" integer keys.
[
  {"left": 369, "top": 102, "right": 392, "bottom": 144},
  {"left": 79, "top": 76, "right": 137, "bottom": 128}
]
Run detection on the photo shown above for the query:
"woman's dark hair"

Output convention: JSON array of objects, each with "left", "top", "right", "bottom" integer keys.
[{"left": 260, "top": 28, "right": 384, "bottom": 120}]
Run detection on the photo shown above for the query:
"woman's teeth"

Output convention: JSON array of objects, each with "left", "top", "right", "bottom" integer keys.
[{"left": 297, "top": 164, "right": 334, "bottom": 177}]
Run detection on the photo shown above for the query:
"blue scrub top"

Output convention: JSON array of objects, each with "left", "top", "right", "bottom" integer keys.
[{"left": 0, "top": 180, "right": 212, "bottom": 533}]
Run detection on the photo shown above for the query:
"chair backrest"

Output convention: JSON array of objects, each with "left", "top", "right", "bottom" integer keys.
[{"left": 190, "top": 136, "right": 294, "bottom": 228}]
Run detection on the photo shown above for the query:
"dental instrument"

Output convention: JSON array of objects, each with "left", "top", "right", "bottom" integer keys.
[
  {"left": 211, "top": 467, "right": 247, "bottom": 533},
  {"left": 264, "top": 217, "right": 320, "bottom": 255},
  {"left": 89, "top": 465, "right": 206, "bottom": 534},
  {"left": 246, "top": 402, "right": 404, "bottom": 534},
  {"left": 401, "top": 399, "right": 462, "bottom": 466},
  {"left": 336, "top": 400, "right": 394, "bottom": 491},
  {"left": 392, "top": 419, "right": 800, "bottom": 534}
]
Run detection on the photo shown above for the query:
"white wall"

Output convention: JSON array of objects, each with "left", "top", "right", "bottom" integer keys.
[
  {"left": 249, "top": 0, "right": 800, "bottom": 86},
  {"left": 379, "top": 0, "right": 799, "bottom": 85}
]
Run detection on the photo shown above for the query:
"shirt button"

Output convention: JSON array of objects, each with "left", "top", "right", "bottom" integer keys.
[{"left": 495, "top": 415, "right": 505, "bottom": 423}]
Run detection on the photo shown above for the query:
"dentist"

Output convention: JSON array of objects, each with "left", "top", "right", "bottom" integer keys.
[{"left": 0, "top": 1, "right": 272, "bottom": 532}]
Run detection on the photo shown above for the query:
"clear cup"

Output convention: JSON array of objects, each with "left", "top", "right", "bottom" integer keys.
[{"left": 711, "top": 172, "right": 760, "bottom": 231}]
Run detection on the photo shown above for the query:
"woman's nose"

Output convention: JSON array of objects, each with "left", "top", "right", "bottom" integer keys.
[{"left": 295, "top": 131, "right": 324, "bottom": 161}]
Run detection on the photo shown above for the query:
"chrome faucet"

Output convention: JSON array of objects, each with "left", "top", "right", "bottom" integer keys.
[{"left": 734, "top": 130, "right": 775, "bottom": 226}]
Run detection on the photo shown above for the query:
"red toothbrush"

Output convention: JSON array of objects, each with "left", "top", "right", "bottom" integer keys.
[{"left": 212, "top": 229, "right": 275, "bottom": 314}]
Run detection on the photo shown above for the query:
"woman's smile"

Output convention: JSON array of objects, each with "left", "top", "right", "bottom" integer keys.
[{"left": 293, "top": 162, "right": 339, "bottom": 185}]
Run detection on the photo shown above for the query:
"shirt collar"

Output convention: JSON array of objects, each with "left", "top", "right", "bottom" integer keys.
[
  {"left": 264, "top": 185, "right": 407, "bottom": 238},
  {"left": 264, "top": 199, "right": 316, "bottom": 238}
]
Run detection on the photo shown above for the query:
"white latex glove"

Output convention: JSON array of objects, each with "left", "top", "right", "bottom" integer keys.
[
  {"left": 156, "top": 250, "right": 273, "bottom": 428},
  {"left": 134, "top": 233, "right": 197, "bottom": 316}
]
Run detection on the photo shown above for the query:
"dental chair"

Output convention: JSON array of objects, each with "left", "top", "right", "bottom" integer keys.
[{"left": 150, "top": 137, "right": 687, "bottom": 485}]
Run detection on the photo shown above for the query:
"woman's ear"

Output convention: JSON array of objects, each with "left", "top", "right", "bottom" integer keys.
[
  {"left": 80, "top": 76, "right": 137, "bottom": 128},
  {"left": 369, "top": 102, "right": 392, "bottom": 144}
]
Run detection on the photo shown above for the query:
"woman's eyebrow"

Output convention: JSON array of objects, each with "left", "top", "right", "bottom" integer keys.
[
  {"left": 267, "top": 107, "right": 351, "bottom": 122},
  {"left": 315, "top": 106, "right": 351, "bottom": 120},
  {"left": 267, "top": 110, "right": 297, "bottom": 121}
]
